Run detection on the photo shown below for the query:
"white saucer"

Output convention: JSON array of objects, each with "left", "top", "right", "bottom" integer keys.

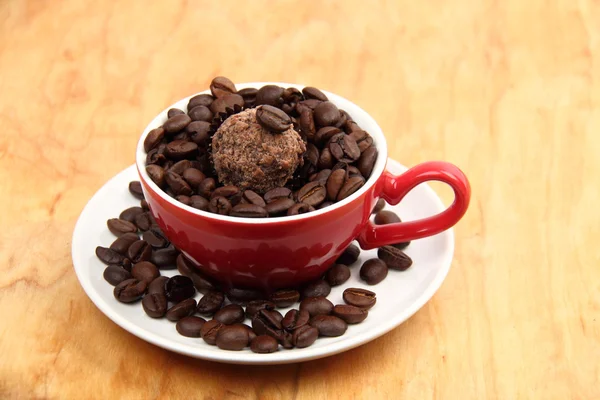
[{"left": 72, "top": 158, "right": 454, "bottom": 365}]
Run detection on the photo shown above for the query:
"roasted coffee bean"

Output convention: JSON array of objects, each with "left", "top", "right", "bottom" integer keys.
[
  {"left": 231, "top": 203, "right": 268, "bottom": 218},
  {"left": 176, "top": 195, "right": 192, "bottom": 205},
  {"left": 329, "top": 133, "right": 360, "bottom": 163},
  {"left": 241, "top": 323, "right": 257, "bottom": 342},
  {"left": 165, "top": 171, "right": 193, "bottom": 196},
  {"left": 360, "top": 259, "right": 388, "bottom": 285},
  {"left": 299, "top": 109, "right": 316, "bottom": 141},
  {"left": 127, "top": 240, "right": 152, "bottom": 263},
  {"left": 245, "top": 300, "right": 276, "bottom": 319},
  {"left": 348, "top": 129, "right": 373, "bottom": 152},
  {"left": 96, "top": 246, "right": 126, "bottom": 265},
  {"left": 282, "top": 309, "right": 310, "bottom": 331},
  {"left": 140, "top": 199, "right": 149, "bottom": 211},
  {"left": 109, "top": 232, "right": 139, "bottom": 255},
  {"left": 299, "top": 296, "right": 333, "bottom": 317},
  {"left": 297, "top": 99, "right": 322, "bottom": 111},
  {"left": 252, "top": 309, "right": 283, "bottom": 337},
  {"left": 148, "top": 276, "right": 169, "bottom": 295},
  {"left": 131, "top": 261, "right": 160, "bottom": 284},
  {"left": 372, "top": 198, "right": 386, "bottom": 214},
  {"left": 316, "top": 126, "right": 342, "bottom": 145},
  {"left": 304, "top": 143, "right": 319, "bottom": 169},
  {"left": 343, "top": 288, "right": 377, "bottom": 309},
  {"left": 318, "top": 148, "right": 334, "bottom": 169},
  {"left": 237, "top": 87, "right": 258, "bottom": 108},
  {"left": 146, "top": 148, "right": 166, "bottom": 166},
  {"left": 172, "top": 131, "right": 189, "bottom": 141},
  {"left": 326, "top": 169, "right": 346, "bottom": 201},
  {"left": 282, "top": 87, "right": 303, "bottom": 104},
  {"left": 176, "top": 316, "right": 206, "bottom": 337},
  {"left": 134, "top": 212, "right": 153, "bottom": 231},
  {"left": 242, "top": 190, "right": 266, "bottom": 207},
  {"left": 335, "top": 109, "right": 348, "bottom": 128},
  {"left": 214, "top": 304, "right": 245, "bottom": 325},
  {"left": 146, "top": 165, "right": 165, "bottom": 187},
  {"left": 216, "top": 324, "right": 250, "bottom": 351},
  {"left": 292, "top": 324, "right": 319, "bottom": 348},
  {"left": 165, "top": 140, "right": 198, "bottom": 160},
  {"left": 346, "top": 165, "right": 362, "bottom": 177},
  {"left": 309, "top": 315, "right": 347, "bottom": 337},
  {"left": 325, "top": 264, "right": 351, "bottom": 286},
  {"left": 337, "top": 176, "right": 365, "bottom": 201},
  {"left": 377, "top": 246, "right": 413, "bottom": 270},
  {"left": 182, "top": 168, "right": 205, "bottom": 190},
  {"left": 119, "top": 207, "right": 144, "bottom": 224},
  {"left": 333, "top": 304, "right": 368, "bottom": 324},
  {"left": 166, "top": 298, "right": 197, "bottom": 322},
  {"left": 296, "top": 181, "right": 326, "bottom": 207},
  {"left": 103, "top": 265, "right": 131, "bottom": 286},
  {"left": 197, "top": 291, "right": 225, "bottom": 315},
  {"left": 144, "top": 128, "right": 165, "bottom": 152},
  {"left": 176, "top": 255, "right": 217, "bottom": 293},
  {"left": 302, "top": 279, "right": 331, "bottom": 298},
  {"left": 188, "top": 94, "right": 214, "bottom": 110},
  {"left": 336, "top": 244, "right": 360, "bottom": 265},
  {"left": 251, "top": 335, "right": 279, "bottom": 353},
  {"left": 198, "top": 178, "right": 216, "bottom": 198},
  {"left": 210, "top": 76, "right": 237, "bottom": 98},
  {"left": 142, "top": 292, "right": 167, "bottom": 318},
  {"left": 188, "top": 105, "right": 213, "bottom": 122},
  {"left": 190, "top": 195, "right": 209, "bottom": 211},
  {"left": 211, "top": 185, "right": 240, "bottom": 200},
  {"left": 151, "top": 246, "right": 179, "bottom": 269},
  {"left": 263, "top": 187, "right": 292, "bottom": 203},
  {"left": 128, "top": 181, "right": 144, "bottom": 199},
  {"left": 168, "top": 108, "right": 185, "bottom": 118},
  {"left": 265, "top": 198, "right": 295, "bottom": 216},
  {"left": 302, "top": 86, "right": 328, "bottom": 101},
  {"left": 314, "top": 101, "right": 340, "bottom": 127},
  {"left": 163, "top": 114, "right": 192, "bottom": 134},
  {"left": 165, "top": 275, "right": 195, "bottom": 303},
  {"left": 208, "top": 196, "right": 232, "bottom": 215},
  {"left": 287, "top": 203, "right": 315, "bottom": 215},
  {"left": 200, "top": 319, "right": 223, "bottom": 345},
  {"left": 255, "top": 85, "right": 284, "bottom": 107},
  {"left": 358, "top": 146, "right": 377, "bottom": 178},
  {"left": 186, "top": 121, "right": 211, "bottom": 145},
  {"left": 113, "top": 279, "right": 147, "bottom": 303},
  {"left": 226, "top": 287, "right": 263, "bottom": 305},
  {"left": 270, "top": 289, "right": 300, "bottom": 308},
  {"left": 374, "top": 210, "right": 401, "bottom": 225},
  {"left": 142, "top": 227, "right": 169, "bottom": 248},
  {"left": 256, "top": 105, "right": 292, "bottom": 133},
  {"left": 279, "top": 331, "right": 294, "bottom": 349},
  {"left": 107, "top": 218, "right": 137, "bottom": 237}
]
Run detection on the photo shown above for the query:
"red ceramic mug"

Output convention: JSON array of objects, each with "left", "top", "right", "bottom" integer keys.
[{"left": 136, "top": 83, "right": 471, "bottom": 292}]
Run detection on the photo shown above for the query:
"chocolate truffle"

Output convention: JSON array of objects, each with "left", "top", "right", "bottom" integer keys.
[{"left": 212, "top": 108, "right": 306, "bottom": 193}]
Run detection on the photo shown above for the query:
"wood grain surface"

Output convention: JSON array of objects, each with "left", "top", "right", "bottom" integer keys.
[{"left": 1, "top": 0, "right": 599, "bottom": 398}]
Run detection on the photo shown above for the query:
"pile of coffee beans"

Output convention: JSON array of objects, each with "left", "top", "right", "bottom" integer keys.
[
  {"left": 142, "top": 77, "right": 378, "bottom": 217},
  {"left": 94, "top": 183, "right": 413, "bottom": 352}
]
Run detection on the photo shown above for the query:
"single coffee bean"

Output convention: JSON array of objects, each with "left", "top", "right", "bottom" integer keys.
[
  {"left": 348, "top": 129, "right": 374, "bottom": 152},
  {"left": 255, "top": 85, "right": 284, "bottom": 106},
  {"left": 326, "top": 169, "right": 346, "bottom": 201},
  {"left": 282, "top": 309, "right": 310, "bottom": 331},
  {"left": 329, "top": 133, "right": 360, "bottom": 163},
  {"left": 131, "top": 261, "right": 160, "bottom": 284},
  {"left": 299, "top": 109, "right": 316, "bottom": 141},
  {"left": 336, "top": 244, "right": 360, "bottom": 265},
  {"left": 296, "top": 181, "right": 326, "bottom": 207},
  {"left": 210, "top": 76, "right": 237, "bottom": 98},
  {"left": 332, "top": 304, "right": 368, "bottom": 324},
  {"left": 314, "top": 101, "right": 340, "bottom": 127},
  {"left": 140, "top": 199, "right": 149, "bottom": 211},
  {"left": 360, "top": 258, "right": 388, "bottom": 285},
  {"left": 297, "top": 98, "right": 322, "bottom": 112},
  {"left": 279, "top": 331, "right": 294, "bottom": 349},
  {"left": 144, "top": 128, "right": 165, "bottom": 152},
  {"left": 287, "top": 203, "right": 315, "bottom": 216},
  {"left": 127, "top": 240, "right": 152, "bottom": 263},
  {"left": 208, "top": 196, "right": 232, "bottom": 215},
  {"left": 170, "top": 159, "right": 196, "bottom": 175},
  {"left": 372, "top": 198, "right": 386, "bottom": 214},
  {"left": 270, "top": 289, "right": 300, "bottom": 308},
  {"left": 167, "top": 108, "right": 185, "bottom": 118},
  {"left": 146, "top": 148, "right": 166, "bottom": 166},
  {"left": 231, "top": 203, "right": 268, "bottom": 218},
  {"left": 181, "top": 168, "right": 205, "bottom": 189},
  {"left": 142, "top": 227, "right": 169, "bottom": 249},
  {"left": 165, "top": 275, "right": 195, "bottom": 303},
  {"left": 245, "top": 300, "right": 276, "bottom": 319},
  {"left": 165, "top": 140, "right": 198, "bottom": 161},
  {"left": 343, "top": 288, "right": 377, "bottom": 309},
  {"left": 134, "top": 212, "right": 153, "bottom": 231},
  {"left": 196, "top": 291, "right": 225, "bottom": 315},
  {"left": 109, "top": 232, "right": 139, "bottom": 256},
  {"left": 148, "top": 276, "right": 169, "bottom": 296},
  {"left": 119, "top": 207, "right": 145, "bottom": 223},
  {"left": 263, "top": 187, "right": 292, "bottom": 203},
  {"left": 150, "top": 246, "right": 179, "bottom": 269},
  {"left": 347, "top": 165, "right": 362, "bottom": 178},
  {"left": 226, "top": 287, "right": 263, "bottom": 305},
  {"left": 265, "top": 198, "right": 295, "bottom": 216},
  {"left": 374, "top": 210, "right": 401, "bottom": 225},
  {"left": 128, "top": 181, "right": 144, "bottom": 199},
  {"left": 177, "top": 195, "right": 192, "bottom": 206},
  {"left": 309, "top": 315, "right": 347, "bottom": 337},
  {"left": 188, "top": 93, "right": 214, "bottom": 110},
  {"left": 301, "top": 279, "right": 331, "bottom": 298},
  {"left": 103, "top": 265, "right": 131, "bottom": 286},
  {"left": 176, "top": 316, "right": 206, "bottom": 337},
  {"left": 312, "top": 169, "right": 332, "bottom": 184},
  {"left": 299, "top": 296, "right": 333, "bottom": 317},
  {"left": 242, "top": 190, "right": 266, "bottom": 207},
  {"left": 304, "top": 143, "right": 319, "bottom": 169},
  {"left": 237, "top": 87, "right": 258, "bottom": 108},
  {"left": 107, "top": 218, "right": 137, "bottom": 237},
  {"left": 200, "top": 319, "right": 223, "bottom": 345},
  {"left": 302, "top": 86, "right": 328, "bottom": 101},
  {"left": 256, "top": 105, "right": 292, "bottom": 133},
  {"left": 358, "top": 146, "right": 377, "bottom": 178},
  {"left": 252, "top": 309, "right": 284, "bottom": 338},
  {"left": 165, "top": 171, "right": 193, "bottom": 196},
  {"left": 186, "top": 121, "right": 211, "bottom": 145},
  {"left": 188, "top": 105, "right": 213, "bottom": 122},
  {"left": 166, "top": 298, "right": 197, "bottom": 322},
  {"left": 145, "top": 165, "right": 166, "bottom": 187},
  {"left": 211, "top": 185, "right": 240, "bottom": 200},
  {"left": 96, "top": 246, "right": 126, "bottom": 265},
  {"left": 216, "top": 324, "right": 250, "bottom": 351},
  {"left": 292, "top": 324, "right": 319, "bottom": 348},
  {"left": 377, "top": 246, "right": 413, "bottom": 271},
  {"left": 142, "top": 292, "right": 167, "bottom": 318},
  {"left": 337, "top": 176, "right": 365, "bottom": 201},
  {"left": 316, "top": 126, "right": 342, "bottom": 146},
  {"left": 198, "top": 178, "right": 216, "bottom": 198},
  {"left": 113, "top": 279, "right": 147, "bottom": 303},
  {"left": 176, "top": 254, "right": 217, "bottom": 293},
  {"left": 172, "top": 131, "right": 189, "bottom": 141},
  {"left": 214, "top": 304, "right": 245, "bottom": 325},
  {"left": 190, "top": 195, "right": 209, "bottom": 211},
  {"left": 325, "top": 264, "right": 351, "bottom": 286},
  {"left": 250, "top": 335, "right": 279, "bottom": 353},
  {"left": 163, "top": 114, "right": 192, "bottom": 134}
]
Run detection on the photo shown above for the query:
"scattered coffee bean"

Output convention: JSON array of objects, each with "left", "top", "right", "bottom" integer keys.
[
  {"left": 252, "top": 309, "right": 283, "bottom": 338},
  {"left": 147, "top": 276, "right": 169, "bottom": 296},
  {"left": 142, "top": 227, "right": 169, "bottom": 248},
  {"left": 103, "top": 265, "right": 131, "bottom": 286},
  {"left": 360, "top": 259, "right": 388, "bottom": 285},
  {"left": 251, "top": 335, "right": 279, "bottom": 353},
  {"left": 332, "top": 304, "right": 368, "bottom": 324},
  {"left": 113, "top": 279, "right": 147, "bottom": 303},
  {"left": 167, "top": 108, "right": 185, "bottom": 118},
  {"left": 163, "top": 114, "right": 192, "bottom": 134},
  {"left": 96, "top": 246, "right": 126, "bottom": 265},
  {"left": 245, "top": 300, "right": 276, "bottom": 319},
  {"left": 256, "top": 105, "right": 292, "bottom": 133},
  {"left": 188, "top": 105, "right": 213, "bottom": 122},
  {"left": 226, "top": 287, "right": 263, "bottom": 305},
  {"left": 107, "top": 218, "right": 138, "bottom": 237},
  {"left": 128, "top": 181, "right": 144, "bottom": 199},
  {"left": 165, "top": 275, "right": 195, "bottom": 303},
  {"left": 134, "top": 212, "right": 153, "bottom": 231},
  {"left": 255, "top": 85, "right": 283, "bottom": 107},
  {"left": 302, "top": 87, "right": 328, "bottom": 101},
  {"left": 200, "top": 319, "right": 223, "bottom": 345},
  {"left": 196, "top": 291, "right": 225, "bottom": 315},
  {"left": 144, "top": 128, "right": 165, "bottom": 152},
  {"left": 343, "top": 288, "right": 377, "bottom": 309},
  {"left": 270, "top": 289, "right": 300, "bottom": 308},
  {"left": 377, "top": 246, "right": 413, "bottom": 271},
  {"left": 119, "top": 207, "right": 145, "bottom": 223},
  {"left": 372, "top": 198, "right": 386, "bottom": 214},
  {"left": 127, "top": 240, "right": 152, "bottom": 263},
  {"left": 188, "top": 94, "right": 214, "bottom": 110},
  {"left": 131, "top": 261, "right": 160, "bottom": 284},
  {"left": 292, "top": 324, "right": 319, "bottom": 348},
  {"left": 210, "top": 76, "right": 237, "bottom": 98},
  {"left": 309, "top": 315, "right": 347, "bottom": 337},
  {"left": 214, "top": 304, "right": 245, "bottom": 325},
  {"left": 176, "top": 316, "right": 206, "bottom": 337},
  {"left": 374, "top": 210, "right": 401, "bottom": 225},
  {"left": 176, "top": 254, "right": 217, "bottom": 293},
  {"left": 140, "top": 199, "right": 149, "bottom": 211},
  {"left": 302, "top": 279, "right": 331, "bottom": 298},
  {"left": 150, "top": 246, "right": 179, "bottom": 269},
  {"left": 336, "top": 244, "right": 360, "bottom": 266},
  {"left": 282, "top": 309, "right": 310, "bottom": 331},
  {"left": 325, "top": 264, "right": 351, "bottom": 286},
  {"left": 142, "top": 293, "right": 168, "bottom": 318},
  {"left": 208, "top": 196, "right": 232, "bottom": 215},
  {"left": 166, "top": 298, "right": 197, "bottom": 322},
  {"left": 216, "top": 324, "right": 249, "bottom": 351},
  {"left": 109, "top": 233, "right": 139, "bottom": 256},
  {"left": 299, "top": 296, "right": 333, "bottom": 317}
]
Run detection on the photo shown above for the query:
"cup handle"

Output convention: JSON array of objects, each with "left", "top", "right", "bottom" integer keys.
[{"left": 357, "top": 161, "right": 471, "bottom": 250}]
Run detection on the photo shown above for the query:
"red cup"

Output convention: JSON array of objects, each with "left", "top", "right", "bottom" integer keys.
[{"left": 137, "top": 83, "right": 471, "bottom": 292}]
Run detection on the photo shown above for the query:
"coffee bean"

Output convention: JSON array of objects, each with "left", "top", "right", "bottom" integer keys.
[
  {"left": 165, "top": 275, "right": 195, "bottom": 303},
  {"left": 250, "top": 335, "right": 279, "bottom": 353},
  {"left": 337, "top": 176, "right": 365, "bottom": 201},
  {"left": 269, "top": 289, "right": 300, "bottom": 308},
  {"left": 325, "top": 264, "right": 351, "bottom": 286},
  {"left": 176, "top": 254, "right": 217, "bottom": 293},
  {"left": 146, "top": 148, "right": 166, "bottom": 166},
  {"left": 134, "top": 212, "right": 153, "bottom": 231},
  {"left": 127, "top": 240, "right": 152, "bottom": 263},
  {"left": 309, "top": 315, "right": 347, "bottom": 337},
  {"left": 252, "top": 309, "right": 283, "bottom": 338},
  {"left": 282, "top": 87, "right": 302, "bottom": 103},
  {"left": 377, "top": 246, "right": 413, "bottom": 270},
  {"left": 326, "top": 169, "right": 346, "bottom": 201},
  {"left": 358, "top": 146, "right": 377, "bottom": 178},
  {"left": 256, "top": 105, "right": 292, "bottom": 133},
  {"left": 318, "top": 148, "right": 334, "bottom": 170},
  {"left": 372, "top": 198, "right": 385, "bottom": 214},
  {"left": 302, "top": 87, "right": 328, "bottom": 101},
  {"left": 335, "top": 109, "right": 348, "bottom": 128},
  {"left": 343, "top": 288, "right": 377, "bottom": 310},
  {"left": 336, "top": 244, "right": 360, "bottom": 265},
  {"left": 179, "top": 168, "right": 204, "bottom": 189},
  {"left": 144, "top": 128, "right": 165, "bottom": 152},
  {"left": 119, "top": 207, "right": 144, "bottom": 224},
  {"left": 113, "top": 279, "right": 147, "bottom": 303},
  {"left": 360, "top": 259, "right": 388, "bottom": 285},
  {"left": 210, "top": 76, "right": 237, "bottom": 98},
  {"left": 299, "top": 296, "right": 333, "bottom": 317},
  {"left": 374, "top": 210, "right": 401, "bottom": 225},
  {"left": 208, "top": 196, "right": 232, "bottom": 215},
  {"left": 165, "top": 171, "right": 193, "bottom": 196},
  {"left": 329, "top": 133, "right": 360, "bottom": 163},
  {"left": 211, "top": 185, "right": 240, "bottom": 201},
  {"left": 198, "top": 178, "right": 216, "bottom": 198},
  {"left": 145, "top": 165, "right": 165, "bottom": 187},
  {"left": 148, "top": 276, "right": 169, "bottom": 296},
  {"left": 190, "top": 195, "right": 209, "bottom": 211},
  {"left": 263, "top": 187, "right": 292, "bottom": 203},
  {"left": 296, "top": 181, "right": 326, "bottom": 207},
  {"left": 302, "top": 279, "right": 331, "bottom": 298},
  {"left": 255, "top": 85, "right": 283, "bottom": 107},
  {"left": 96, "top": 246, "right": 126, "bottom": 265},
  {"left": 287, "top": 203, "right": 315, "bottom": 215},
  {"left": 168, "top": 159, "right": 194, "bottom": 177},
  {"left": 242, "top": 190, "right": 266, "bottom": 207},
  {"left": 216, "top": 324, "right": 249, "bottom": 351},
  {"left": 142, "top": 227, "right": 169, "bottom": 248},
  {"left": 332, "top": 304, "right": 368, "bottom": 324},
  {"left": 167, "top": 108, "right": 185, "bottom": 118},
  {"left": 316, "top": 126, "right": 342, "bottom": 146},
  {"left": 106, "top": 218, "right": 137, "bottom": 237},
  {"left": 214, "top": 304, "right": 245, "bottom": 325},
  {"left": 165, "top": 140, "right": 198, "bottom": 161},
  {"left": 103, "top": 265, "right": 131, "bottom": 286},
  {"left": 196, "top": 291, "right": 225, "bottom": 315},
  {"left": 128, "top": 181, "right": 144, "bottom": 199},
  {"left": 188, "top": 94, "right": 214, "bottom": 110},
  {"left": 297, "top": 99, "right": 322, "bottom": 112},
  {"left": 140, "top": 199, "right": 149, "bottom": 211},
  {"left": 186, "top": 121, "right": 211, "bottom": 145},
  {"left": 200, "top": 319, "right": 223, "bottom": 345},
  {"left": 282, "top": 309, "right": 310, "bottom": 331},
  {"left": 299, "top": 109, "right": 316, "bottom": 141},
  {"left": 151, "top": 246, "right": 179, "bottom": 269},
  {"left": 188, "top": 105, "right": 213, "bottom": 122},
  {"left": 237, "top": 87, "right": 258, "bottom": 108},
  {"left": 265, "top": 198, "right": 295, "bottom": 216},
  {"left": 109, "top": 232, "right": 139, "bottom": 256},
  {"left": 346, "top": 166, "right": 362, "bottom": 178},
  {"left": 166, "top": 298, "right": 197, "bottom": 322},
  {"left": 245, "top": 300, "right": 275, "bottom": 319},
  {"left": 314, "top": 101, "right": 340, "bottom": 127},
  {"left": 163, "top": 114, "right": 192, "bottom": 134},
  {"left": 231, "top": 203, "right": 268, "bottom": 218},
  {"left": 177, "top": 194, "right": 192, "bottom": 205},
  {"left": 292, "top": 325, "right": 319, "bottom": 348},
  {"left": 172, "top": 131, "right": 189, "bottom": 141},
  {"left": 176, "top": 316, "right": 206, "bottom": 337},
  {"left": 226, "top": 287, "right": 263, "bottom": 305},
  {"left": 348, "top": 129, "right": 373, "bottom": 153},
  {"left": 142, "top": 293, "right": 167, "bottom": 318},
  {"left": 131, "top": 261, "right": 160, "bottom": 284}
]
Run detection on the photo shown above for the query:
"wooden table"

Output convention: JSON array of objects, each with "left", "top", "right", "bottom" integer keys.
[{"left": 1, "top": 0, "right": 598, "bottom": 398}]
